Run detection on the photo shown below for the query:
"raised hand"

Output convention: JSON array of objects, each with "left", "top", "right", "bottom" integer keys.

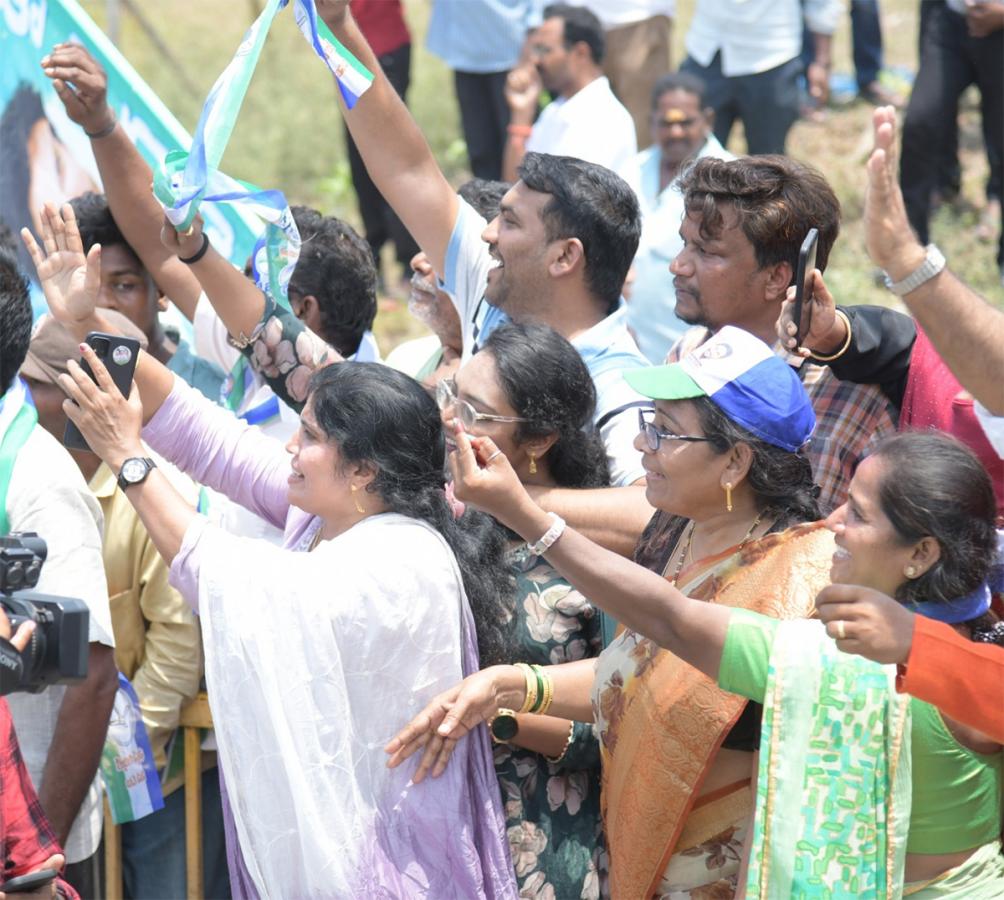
[
  {"left": 159, "top": 212, "right": 205, "bottom": 259},
  {"left": 448, "top": 425, "right": 532, "bottom": 530},
  {"left": 21, "top": 203, "right": 101, "bottom": 333},
  {"left": 504, "top": 64, "right": 542, "bottom": 122},
  {"left": 863, "top": 107, "right": 925, "bottom": 280},
  {"left": 777, "top": 268, "right": 843, "bottom": 357},
  {"left": 58, "top": 343, "right": 145, "bottom": 471},
  {"left": 41, "top": 42, "right": 113, "bottom": 135}
]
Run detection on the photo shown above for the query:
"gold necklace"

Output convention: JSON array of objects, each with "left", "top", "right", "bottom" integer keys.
[{"left": 670, "top": 509, "right": 769, "bottom": 586}]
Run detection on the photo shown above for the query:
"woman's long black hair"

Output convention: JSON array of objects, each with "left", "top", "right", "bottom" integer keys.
[
  {"left": 479, "top": 321, "right": 610, "bottom": 488},
  {"left": 308, "top": 362, "right": 515, "bottom": 665}
]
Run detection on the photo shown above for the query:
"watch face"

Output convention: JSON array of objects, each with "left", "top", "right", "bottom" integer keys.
[
  {"left": 121, "top": 458, "right": 148, "bottom": 483},
  {"left": 490, "top": 712, "right": 519, "bottom": 743}
]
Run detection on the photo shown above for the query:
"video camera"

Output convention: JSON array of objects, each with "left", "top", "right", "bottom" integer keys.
[{"left": 0, "top": 533, "right": 89, "bottom": 694}]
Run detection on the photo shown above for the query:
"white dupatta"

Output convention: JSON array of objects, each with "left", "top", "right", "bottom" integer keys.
[{"left": 196, "top": 512, "right": 515, "bottom": 899}]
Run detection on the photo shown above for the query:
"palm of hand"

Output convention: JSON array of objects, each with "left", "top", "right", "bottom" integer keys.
[{"left": 38, "top": 248, "right": 95, "bottom": 324}]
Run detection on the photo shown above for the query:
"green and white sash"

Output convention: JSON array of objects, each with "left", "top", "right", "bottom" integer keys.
[{"left": 0, "top": 380, "right": 38, "bottom": 536}]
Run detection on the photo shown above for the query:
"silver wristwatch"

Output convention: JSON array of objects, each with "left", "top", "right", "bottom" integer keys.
[{"left": 883, "top": 244, "right": 946, "bottom": 296}]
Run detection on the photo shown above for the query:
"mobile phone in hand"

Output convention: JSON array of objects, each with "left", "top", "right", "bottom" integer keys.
[
  {"left": 0, "top": 867, "right": 57, "bottom": 893},
  {"left": 63, "top": 331, "right": 141, "bottom": 453},
  {"left": 792, "top": 228, "right": 819, "bottom": 347}
]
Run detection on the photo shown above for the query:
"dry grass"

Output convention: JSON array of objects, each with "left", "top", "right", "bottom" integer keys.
[{"left": 79, "top": 0, "right": 1003, "bottom": 351}]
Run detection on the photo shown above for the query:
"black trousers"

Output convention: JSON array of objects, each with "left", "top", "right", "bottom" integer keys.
[
  {"left": 900, "top": 1, "right": 1003, "bottom": 267},
  {"left": 343, "top": 42, "right": 419, "bottom": 270},
  {"left": 454, "top": 69, "right": 511, "bottom": 181}
]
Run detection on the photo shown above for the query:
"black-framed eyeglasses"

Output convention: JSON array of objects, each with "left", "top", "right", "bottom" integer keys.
[
  {"left": 638, "top": 408, "right": 712, "bottom": 452},
  {"left": 436, "top": 378, "right": 529, "bottom": 431}
]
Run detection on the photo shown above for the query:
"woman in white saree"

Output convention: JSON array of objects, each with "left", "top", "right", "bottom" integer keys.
[{"left": 26, "top": 198, "right": 517, "bottom": 900}]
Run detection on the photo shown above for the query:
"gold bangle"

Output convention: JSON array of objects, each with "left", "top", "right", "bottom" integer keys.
[
  {"left": 809, "top": 309, "right": 853, "bottom": 363},
  {"left": 545, "top": 720, "right": 576, "bottom": 763},
  {"left": 532, "top": 664, "right": 554, "bottom": 716},
  {"left": 514, "top": 663, "right": 537, "bottom": 714}
]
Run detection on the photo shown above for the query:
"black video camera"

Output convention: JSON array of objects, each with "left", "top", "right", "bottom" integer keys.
[{"left": 0, "top": 533, "right": 89, "bottom": 695}]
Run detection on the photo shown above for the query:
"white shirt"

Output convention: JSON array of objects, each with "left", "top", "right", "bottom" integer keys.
[
  {"left": 5, "top": 425, "right": 114, "bottom": 864},
  {"left": 588, "top": 0, "right": 675, "bottom": 28},
  {"left": 525, "top": 76, "right": 637, "bottom": 174},
  {"left": 685, "top": 0, "right": 843, "bottom": 77}
]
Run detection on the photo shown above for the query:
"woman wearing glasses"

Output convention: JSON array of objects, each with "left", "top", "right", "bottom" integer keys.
[
  {"left": 436, "top": 321, "right": 612, "bottom": 900},
  {"left": 392, "top": 328, "right": 835, "bottom": 899}
]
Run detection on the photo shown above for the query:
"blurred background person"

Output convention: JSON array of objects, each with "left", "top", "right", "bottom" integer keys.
[
  {"left": 619, "top": 71, "right": 732, "bottom": 363},
  {"left": 503, "top": 4, "right": 635, "bottom": 183},
  {"left": 345, "top": 0, "right": 418, "bottom": 294},
  {"left": 427, "top": 0, "right": 540, "bottom": 181}
]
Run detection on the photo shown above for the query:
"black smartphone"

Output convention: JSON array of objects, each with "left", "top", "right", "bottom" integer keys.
[
  {"left": 0, "top": 868, "right": 58, "bottom": 893},
  {"left": 63, "top": 332, "right": 141, "bottom": 453},
  {"left": 791, "top": 228, "right": 819, "bottom": 347}
]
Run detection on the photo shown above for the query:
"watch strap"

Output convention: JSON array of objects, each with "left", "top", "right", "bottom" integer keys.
[{"left": 883, "top": 244, "right": 946, "bottom": 296}]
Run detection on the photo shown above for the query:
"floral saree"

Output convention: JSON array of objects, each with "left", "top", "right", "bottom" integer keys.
[{"left": 594, "top": 522, "right": 835, "bottom": 898}]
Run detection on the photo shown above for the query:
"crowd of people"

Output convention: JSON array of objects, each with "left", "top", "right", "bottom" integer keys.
[{"left": 0, "top": 0, "right": 1001, "bottom": 898}]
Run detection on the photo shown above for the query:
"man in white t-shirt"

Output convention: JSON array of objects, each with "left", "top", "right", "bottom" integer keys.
[
  {"left": 0, "top": 248, "right": 116, "bottom": 897},
  {"left": 502, "top": 3, "right": 636, "bottom": 183},
  {"left": 316, "top": 2, "right": 658, "bottom": 568}
]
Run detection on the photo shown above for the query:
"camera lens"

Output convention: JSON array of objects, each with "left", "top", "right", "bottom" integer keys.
[{"left": 90, "top": 337, "right": 110, "bottom": 357}]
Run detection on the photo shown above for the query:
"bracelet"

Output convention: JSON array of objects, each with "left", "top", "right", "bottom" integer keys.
[
  {"left": 545, "top": 720, "right": 576, "bottom": 764},
  {"left": 531, "top": 664, "right": 554, "bottom": 716},
  {"left": 179, "top": 233, "right": 210, "bottom": 265},
  {"left": 528, "top": 513, "right": 566, "bottom": 556},
  {"left": 84, "top": 115, "right": 117, "bottom": 139},
  {"left": 515, "top": 663, "right": 538, "bottom": 714},
  {"left": 507, "top": 123, "right": 533, "bottom": 138},
  {"left": 809, "top": 309, "right": 852, "bottom": 363}
]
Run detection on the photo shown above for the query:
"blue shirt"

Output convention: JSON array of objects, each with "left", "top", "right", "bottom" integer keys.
[{"left": 426, "top": 0, "right": 543, "bottom": 73}]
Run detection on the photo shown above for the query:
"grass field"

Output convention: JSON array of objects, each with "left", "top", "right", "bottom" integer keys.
[{"left": 79, "top": 0, "right": 1003, "bottom": 351}]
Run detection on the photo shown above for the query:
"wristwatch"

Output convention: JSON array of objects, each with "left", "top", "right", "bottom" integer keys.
[
  {"left": 117, "top": 457, "right": 157, "bottom": 491},
  {"left": 883, "top": 244, "right": 946, "bottom": 296},
  {"left": 489, "top": 708, "right": 519, "bottom": 744}
]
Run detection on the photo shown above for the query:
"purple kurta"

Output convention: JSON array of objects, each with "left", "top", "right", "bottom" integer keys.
[{"left": 143, "top": 377, "right": 517, "bottom": 898}]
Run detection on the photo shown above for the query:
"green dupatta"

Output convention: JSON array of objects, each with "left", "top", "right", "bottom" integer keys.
[{"left": 746, "top": 619, "right": 913, "bottom": 899}]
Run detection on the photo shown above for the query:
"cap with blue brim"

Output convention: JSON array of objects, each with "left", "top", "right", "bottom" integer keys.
[{"left": 623, "top": 326, "right": 815, "bottom": 453}]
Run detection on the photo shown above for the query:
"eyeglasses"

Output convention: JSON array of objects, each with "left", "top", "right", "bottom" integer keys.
[
  {"left": 638, "top": 408, "right": 713, "bottom": 452},
  {"left": 436, "top": 378, "right": 529, "bottom": 431}
]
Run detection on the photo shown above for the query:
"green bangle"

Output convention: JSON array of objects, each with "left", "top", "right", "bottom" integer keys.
[{"left": 529, "top": 665, "right": 545, "bottom": 713}]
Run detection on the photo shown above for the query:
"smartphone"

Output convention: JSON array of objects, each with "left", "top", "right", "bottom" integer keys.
[
  {"left": 791, "top": 228, "right": 819, "bottom": 347},
  {"left": 0, "top": 868, "right": 58, "bottom": 893},
  {"left": 63, "top": 332, "right": 141, "bottom": 453}
]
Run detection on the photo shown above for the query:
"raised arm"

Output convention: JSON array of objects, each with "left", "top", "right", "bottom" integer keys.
[
  {"left": 451, "top": 429, "right": 732, "bottom": 673},
  {"left": 316, "top": 1, "right": 458, "bottom": 273},
  {"left": 42, "top": 42, "right": 203, "bottom": 321},
  {"left": 865, "top": 106, "right": 1004, "bottom": 414}
]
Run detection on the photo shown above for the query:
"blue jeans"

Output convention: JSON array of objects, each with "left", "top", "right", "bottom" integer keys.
[{"left": 120, "top": 767, "right": 231, "bottom": 900}]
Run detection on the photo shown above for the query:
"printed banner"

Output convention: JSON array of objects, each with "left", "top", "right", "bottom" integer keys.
[{"left": 0, "top": 0, "right": 260, "bottom": 315}]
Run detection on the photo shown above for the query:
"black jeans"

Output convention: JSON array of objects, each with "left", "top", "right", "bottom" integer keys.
[
  {"left": 680, "top": 52, "right": 802, "bottom": 156},
  {"left": 900, "top": 1, "right": 1003, "bottom": 267},
  {"left": 343, "top": 42, "right": 418, "bottom": 270},
  {"left": 454, "top": 69, "right": 511, "bottom": 181}
]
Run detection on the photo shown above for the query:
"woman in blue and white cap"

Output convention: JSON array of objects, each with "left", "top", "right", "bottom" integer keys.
[
  {"left": 391, "top": 326, "right": 837, "bottom": 898},
  {"left": 391, "top": 325, "right": 1004, "bottom": 899}
]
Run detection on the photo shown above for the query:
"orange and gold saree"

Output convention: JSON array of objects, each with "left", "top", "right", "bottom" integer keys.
[{"left": 594, "top": 522, "right": 834, "bottom": 898}]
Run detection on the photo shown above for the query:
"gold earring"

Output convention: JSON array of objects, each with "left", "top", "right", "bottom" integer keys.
[
  {"left": 351, "top": 484, "right": 365, "bottom": 515},
  {"left": 529, "top": 452, "right": 537, "bottom": 476},
  {"left": 905, "top": 565, "right": 917, "bottom": 578},
  {"left": 724, "top": 482, "right": 733, "bottom": 513}
]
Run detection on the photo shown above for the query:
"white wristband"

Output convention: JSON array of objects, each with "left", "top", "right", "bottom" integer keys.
[{"left": 528, "top": 513, "right": 566, "bottom": 556}]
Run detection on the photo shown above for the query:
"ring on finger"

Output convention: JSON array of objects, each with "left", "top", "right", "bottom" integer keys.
[{"left": 485, "top": 449, "right": 502, "bottom": 464}]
